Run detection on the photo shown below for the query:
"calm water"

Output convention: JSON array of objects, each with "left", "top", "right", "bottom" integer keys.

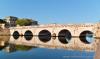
[
  {"left": 0, "top": 33, "right": 95, "bottom": 59},
  {"left": 0, "top": 47, "right": 95, "bottom": 59}
]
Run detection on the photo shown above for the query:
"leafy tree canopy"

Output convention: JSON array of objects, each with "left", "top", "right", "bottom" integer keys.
[
  {"left": 0, "top": 19, "right": 6, "bottom": 24},
  {"left": 16, "top": 18, "right": 38, "bottom": 26}
]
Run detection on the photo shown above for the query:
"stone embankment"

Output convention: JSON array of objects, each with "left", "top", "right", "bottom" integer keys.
[
  {"left": 0, "top": 28, "right": 10, "bottom": 36},
  {"left": 0, "top": 27, "right": 10, "bottom": 48}
]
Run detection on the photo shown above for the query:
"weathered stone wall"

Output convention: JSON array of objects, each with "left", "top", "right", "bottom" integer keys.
[{"left": 9, "top": 24, "right": 97, "bottom": 51}]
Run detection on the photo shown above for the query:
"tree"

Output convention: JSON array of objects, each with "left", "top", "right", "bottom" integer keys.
[
  {"left": 16, "top": 18, "right": 38, "bottom": 26},
  {"left": 0, "top": 19, "right": 6, "bottom": 24}
]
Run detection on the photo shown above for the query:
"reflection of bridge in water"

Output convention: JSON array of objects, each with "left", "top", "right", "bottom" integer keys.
[{"left": 9, "top": 23, "right": 100, "bottom": 52}]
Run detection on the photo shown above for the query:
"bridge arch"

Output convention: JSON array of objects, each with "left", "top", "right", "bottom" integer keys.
[
  {"left": 24, "top": 30, "right": 33, "bottom": 41},
  {"left": 58, "top": 29, "right": 72, "bottom": 44},
  {"left": 13, "top": 31, "right": 20, "bottom": 39},
  {"left": 79, "top": 30, "right": 94, "bottom": 44},
  {"left": 38, "top": 29, "right": 51, "bottom": 43}
]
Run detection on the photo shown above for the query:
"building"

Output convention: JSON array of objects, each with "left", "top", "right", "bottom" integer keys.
[{"left": 4, "top": 16, "right": 18, "bottom": 27}]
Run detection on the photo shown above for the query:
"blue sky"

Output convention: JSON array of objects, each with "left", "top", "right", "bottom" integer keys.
[{"left": 0, "top": 0, "right": 100, "bottom": 24}]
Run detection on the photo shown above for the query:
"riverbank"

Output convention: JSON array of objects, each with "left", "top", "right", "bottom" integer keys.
[{"left": 0, "top": 28, "right": 10, "bottom": 36}]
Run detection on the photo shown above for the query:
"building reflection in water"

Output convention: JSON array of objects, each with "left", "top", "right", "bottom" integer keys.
[{"left": 0, "top": 36, "right": 10, "bottom": 50}]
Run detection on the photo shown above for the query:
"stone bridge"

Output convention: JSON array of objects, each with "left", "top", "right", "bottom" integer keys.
[{"left": 9, "top": 23, "right": 100, "bottom": 51}]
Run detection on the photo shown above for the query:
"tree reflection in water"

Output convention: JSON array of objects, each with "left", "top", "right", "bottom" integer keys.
[
  {"left": 15, "top": 45, "right": 33, "bottom": 51},
  {"left": 3, "top": 44, "right": 36, "bottom": 53}
]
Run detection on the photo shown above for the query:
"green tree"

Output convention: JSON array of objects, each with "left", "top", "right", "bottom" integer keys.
[
  {"left": 16, "top": 18, "right": 38, "bottom": 26},
  {"left": 0, "top": 19, "right": 6, "bottom": 24}
]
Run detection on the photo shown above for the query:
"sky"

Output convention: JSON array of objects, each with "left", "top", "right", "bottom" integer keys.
[{"left": 0, "top": 0, "right": 100, "bottom": 24}]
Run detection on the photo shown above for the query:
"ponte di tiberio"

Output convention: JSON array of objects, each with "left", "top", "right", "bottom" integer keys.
[{"left": 9, "top": 23, "right": 100, "bottom": 59}]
